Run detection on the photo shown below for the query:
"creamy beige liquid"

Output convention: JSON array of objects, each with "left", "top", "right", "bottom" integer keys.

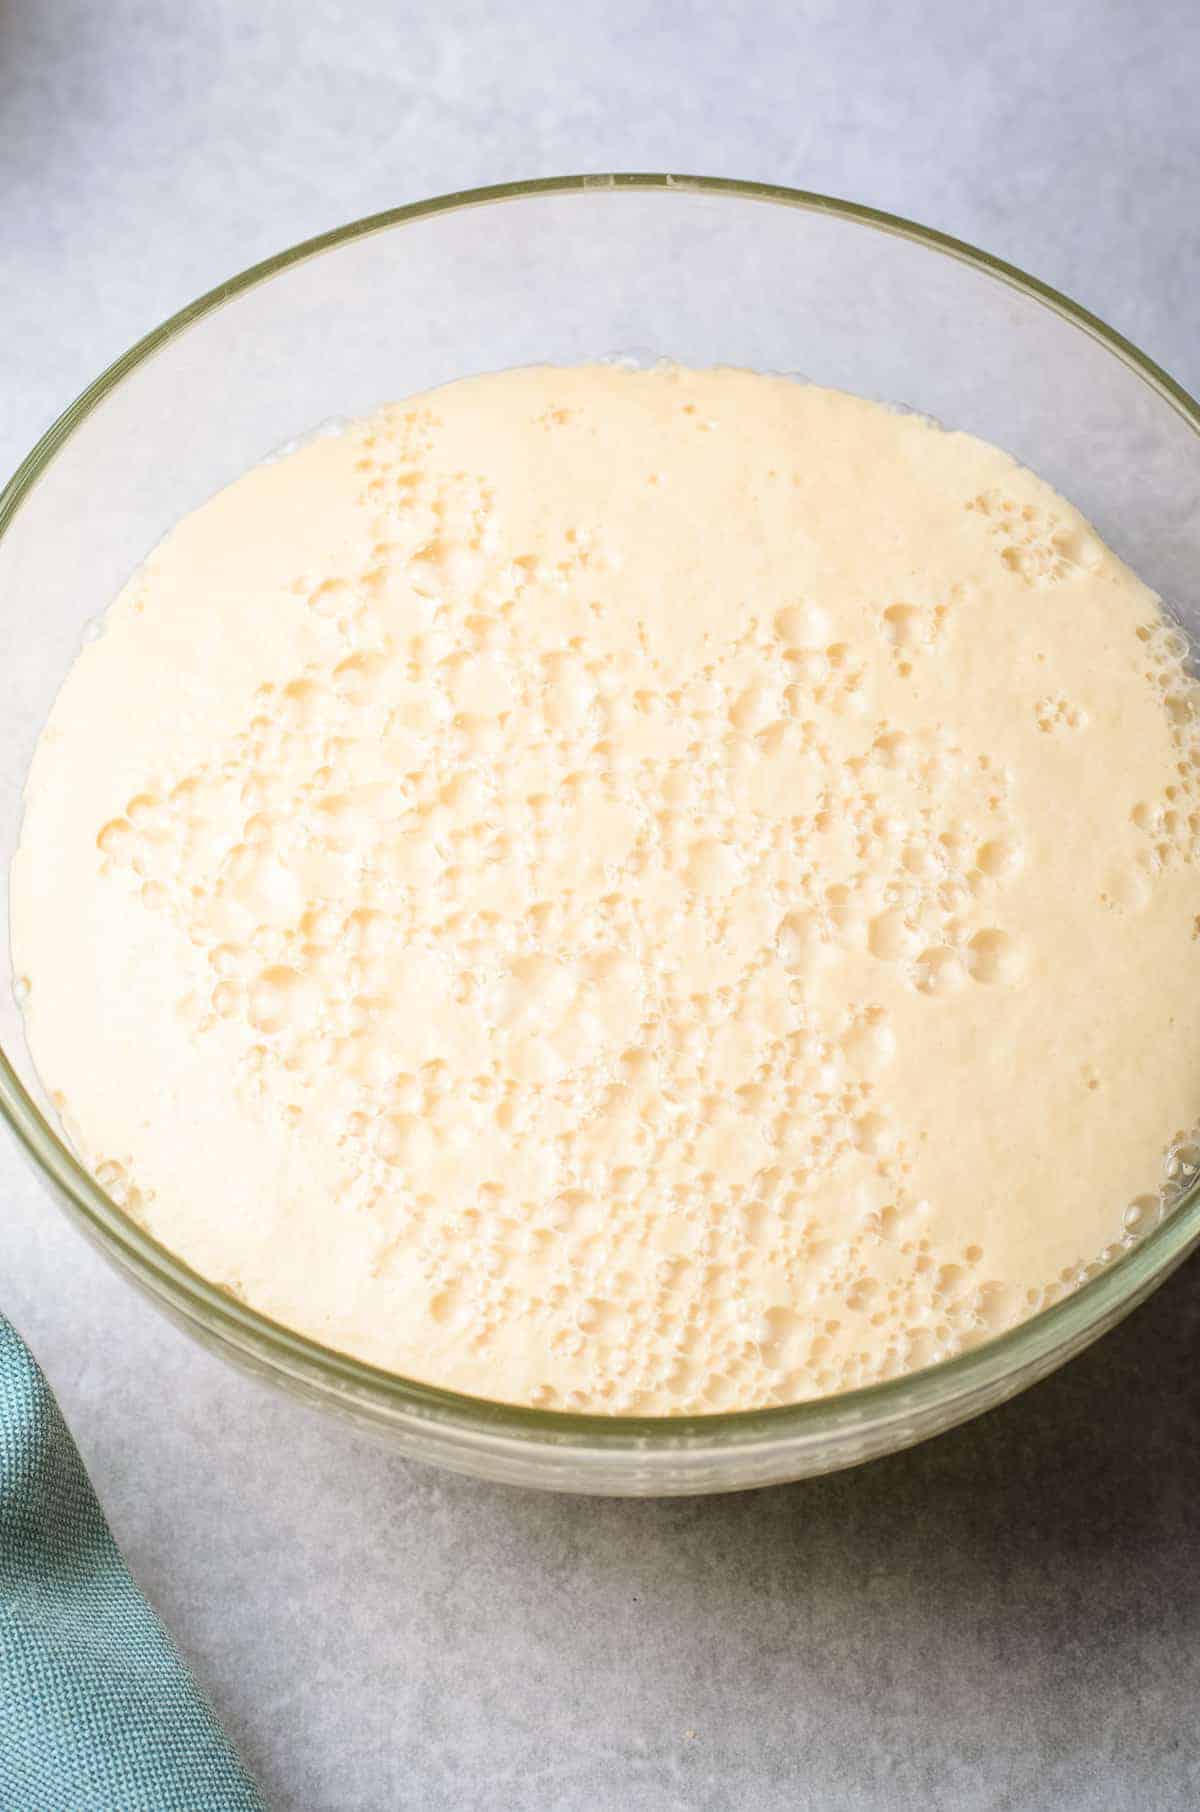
[{"left": 13, "top": 365, "right": 1200, "bottom": 1413}]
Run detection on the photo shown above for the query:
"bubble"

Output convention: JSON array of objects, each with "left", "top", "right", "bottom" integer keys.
[
  {"left": 902, "top": 843, "right": 940, "bottom": 881},
  {"left": 96, "top": 818, "right": 133, "bottom": 857},
  {"left": 1053, "top": 526, "right": 1102, "bottom": 571},
  {"left": 1123, "top": 1195, "right": 1158, "bottom": 1234},
  {"left": 1167, "top": 1141, "right": 1200, "bottom": 1183},
  {"left": 966, "top": 928, "right": 1025, "bottom": 985},
  {"left": 911, "top": 946, "right": 965, "bottom": 996},
  {"left": 786, "top": 649, "right": 829, "bottom": 690},
  {"left": 729, "top": 683, "right": 779, "bottom": 733},
  {"left": 776, "top": 910, "right": 829, "bottom": 974},
  {"left": 247, "top": 965, "right": 313, "bottom": 1033},
  {"left": 881, "top": 604, "right": 923, "bottom": 648},
  {"left": 774, "top": 602, "right": 831, "bottom": 649},
  {"left": 976, "top": 836, "right": 1023, "bottom": 881},
  {"left": 429, "top": 1282, "right": 469, "bottom": 1327},
  {"left": 95, "top": 1158, "right": 127, "bottom": 1195},
  {"left": 852, "top": 1112, "right": 894, "bottom": 1158},
  {"left": 868, "top": 910, "right": 920, "bottom": 962},
  {"left": 684, "top": 837, "right": 738, "bottom": 892}
]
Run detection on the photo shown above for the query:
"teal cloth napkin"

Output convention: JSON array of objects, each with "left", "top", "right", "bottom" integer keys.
[{"left": 0, "top": 1313, "right": 266, "bottom": 1810}]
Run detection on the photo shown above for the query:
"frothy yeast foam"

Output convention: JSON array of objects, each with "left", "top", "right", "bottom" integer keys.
[{"left": 13, "top": 365, "right": 1200, "bottom": 1413}]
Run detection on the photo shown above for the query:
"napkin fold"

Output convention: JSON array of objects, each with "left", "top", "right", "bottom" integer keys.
[{"left": 0, "top": 1313, "right": 266, "bottom": 1810}]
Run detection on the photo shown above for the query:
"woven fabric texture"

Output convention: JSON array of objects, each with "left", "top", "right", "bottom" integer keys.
[{"left": 0, "top": 1314, "right": 265, "bottom": 1810}]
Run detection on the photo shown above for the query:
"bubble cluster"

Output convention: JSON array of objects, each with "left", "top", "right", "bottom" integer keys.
[
  {"left": 76, "top": 393, "right": 1071, "bottom": 1411},
  {"left": 1035, "top": 695, "right": 1089, "bottom": 735},
  {"left": 967, "top": 488, "right": 1102, "bottom": 586},
  {"left": 1124, "top": 618, "right": 1200, "bottom": 880},
  {"left": 92, "top": 1156, "right": 154, "bottom": 1224},
  {"left": 24, "top": 365, "right": 1198, "bottom": 1415}
]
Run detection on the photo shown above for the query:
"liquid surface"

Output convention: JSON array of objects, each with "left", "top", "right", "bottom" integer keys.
[{"left": 12, "top": 365, "right": 1200, "bottom": 1414}]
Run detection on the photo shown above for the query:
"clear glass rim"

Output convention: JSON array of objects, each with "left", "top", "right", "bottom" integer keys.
[{"left": 3, "top": 171, "right": 1199, "bottom": 1455}]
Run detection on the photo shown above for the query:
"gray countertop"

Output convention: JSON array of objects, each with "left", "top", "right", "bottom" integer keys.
[{"left": 4, "top": 3, "right": 1200, "bottom": 1806}]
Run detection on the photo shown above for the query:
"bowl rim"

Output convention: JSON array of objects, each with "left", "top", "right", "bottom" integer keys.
[{"left": 4, "top": 170, "right": 1200, "bottom": 1455}]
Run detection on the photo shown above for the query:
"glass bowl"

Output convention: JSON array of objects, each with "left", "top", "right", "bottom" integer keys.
[{"left": 3, "top": 175, "right": 1199, "bottom": 1496}]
